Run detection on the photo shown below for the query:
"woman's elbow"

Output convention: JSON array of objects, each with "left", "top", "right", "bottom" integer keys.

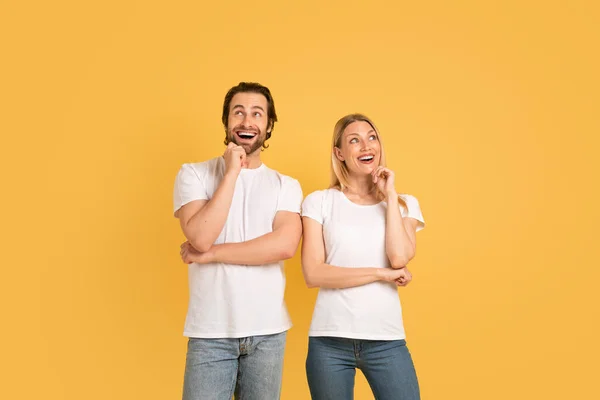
[
  {"left": 304, "top": 276, "right": 319, "bottom": 288},
  {"left": 305, "top": 280, "right": 319, "bottom": 289},
  {"left": 302, "top": 268, "right": 320, "bottom": 288},
  {"left": 390, "top": 251, "right": 414, "bottom": 269},
  {"left": 390, "top": 258, "right": 408, "bottom": 269}
]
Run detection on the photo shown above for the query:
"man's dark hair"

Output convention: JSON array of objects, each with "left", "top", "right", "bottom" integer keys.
[{"left": 222, "top": 82, "right": 277, "bottom": 149}]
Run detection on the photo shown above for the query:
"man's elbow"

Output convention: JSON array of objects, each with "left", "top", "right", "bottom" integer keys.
[
  {"left": 279, "top": 239, "right": 300, "bottom": 260},
  {"left": 190, "top": 238, "right": 212, "bottom": 253},
  {"left": 280, "top": 249, "right": 295, "bottom": 260}
]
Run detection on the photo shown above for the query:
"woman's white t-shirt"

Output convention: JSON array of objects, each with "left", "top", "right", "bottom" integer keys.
[{"left": 301, "top": 188, "right": 425, "bottom": 340}]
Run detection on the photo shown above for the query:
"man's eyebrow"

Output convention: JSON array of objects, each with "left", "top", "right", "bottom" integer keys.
[{"left": 231, "top": 105, "right": 266, "bottom": 112}]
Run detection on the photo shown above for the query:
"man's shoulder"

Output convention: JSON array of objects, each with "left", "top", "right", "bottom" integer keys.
[
  {"left": 182, "top": 157, "right": 224, "bottom": 177},
  {"left": 187, "top": 156, "right": 223, "bottom": 169},
  {"left": 263, "top": 166, "right": 300, "bottom": 185}
]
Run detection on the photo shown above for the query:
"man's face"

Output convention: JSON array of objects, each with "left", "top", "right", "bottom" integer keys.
[{"left": 226, "top": 92, "right": 270, "bottom": 155}]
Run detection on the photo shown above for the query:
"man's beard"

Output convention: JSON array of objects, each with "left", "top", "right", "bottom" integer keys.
[{"left": 228, "top": 129, "right": 265, "bottom": 155}]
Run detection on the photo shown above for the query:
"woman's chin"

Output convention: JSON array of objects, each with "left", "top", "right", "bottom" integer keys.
[{"left": 349, "top": 165, "right": 376, "bottom": 176}]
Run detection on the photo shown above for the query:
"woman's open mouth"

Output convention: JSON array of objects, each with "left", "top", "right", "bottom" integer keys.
[{"left": 358, "top": 154, "right": 375, "bottom": 164}]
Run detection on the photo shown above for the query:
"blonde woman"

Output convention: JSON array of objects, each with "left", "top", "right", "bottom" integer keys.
[{"left": 301, "top": 114, "right": 425, "bottom": 399}]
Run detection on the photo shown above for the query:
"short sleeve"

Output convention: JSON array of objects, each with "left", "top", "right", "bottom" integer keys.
[
  {"left": 400, "top": 194, "right": 425, "bottom": 232},
  {"left": 173, "top": 163, "right": 209, "bottom": 214},
  {"left": 276, "top": 177, "right": 303, "bottom": 214},
  {"left": 301, "top": 190, "right": 325, "bottom": 225}
]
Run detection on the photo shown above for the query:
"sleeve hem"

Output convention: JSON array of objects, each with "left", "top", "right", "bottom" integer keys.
[
  {"left": 301, "top": 214, "right": 323, "bottom": 225},
  {"left": 173, "top": 196, "right": 209, "bottom": 214}
]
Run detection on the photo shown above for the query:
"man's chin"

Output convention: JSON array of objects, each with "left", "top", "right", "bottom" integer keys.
[
  {"left": 244, "top": 141, "right": 264, "bottom": 155},
  {"left": 228, "top": 136, "right": 263, "bottom": 155},
  {"left": 247, "top": 146, "right": 262, "bottom": 155}
]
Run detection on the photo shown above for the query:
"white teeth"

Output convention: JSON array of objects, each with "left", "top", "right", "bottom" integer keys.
[
  {"left": 359, "top": 155, "right": 374, "bottom": 161},
  {"left": 238, "top": 132, "right": 256, "bottom": 138}
]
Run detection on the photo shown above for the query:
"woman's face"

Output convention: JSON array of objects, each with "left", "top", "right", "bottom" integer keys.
[{"left": 335, "top": 120, "right": 381, "bottom": 176}]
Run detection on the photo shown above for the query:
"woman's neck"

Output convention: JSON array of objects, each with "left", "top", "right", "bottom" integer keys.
[{"left": 343, "top": 174, "right": 377, "bottom": 197}]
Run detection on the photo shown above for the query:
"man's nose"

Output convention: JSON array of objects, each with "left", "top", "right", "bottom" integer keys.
[{"left": 242, "top": 114, "right": 253, "bottom": 127}]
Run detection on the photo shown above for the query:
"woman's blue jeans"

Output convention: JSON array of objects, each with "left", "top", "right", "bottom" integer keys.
[{"left": 306, "top": 337, "right": 420, "bottom": 400}]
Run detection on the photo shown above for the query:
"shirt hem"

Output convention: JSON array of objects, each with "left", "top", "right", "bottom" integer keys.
[
  {"left": 184, "top": 324, "right": 292, "bottom": 339},
  {"left": 308, "top": 331, "right": 406, "bottom": 341}
]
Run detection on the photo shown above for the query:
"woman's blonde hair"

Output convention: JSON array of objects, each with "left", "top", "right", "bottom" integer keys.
[{"left": 330, "top": 113, "right": 406, "bottom": 208}]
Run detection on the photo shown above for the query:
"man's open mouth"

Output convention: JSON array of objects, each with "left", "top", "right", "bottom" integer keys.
[{"left": 236, "top": 131, "right": 257, "bottom": 141}]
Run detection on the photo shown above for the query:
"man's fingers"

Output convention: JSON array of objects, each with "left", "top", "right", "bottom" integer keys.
[{"left": 239, "top": 152, "right": 247, "bottom": 167}]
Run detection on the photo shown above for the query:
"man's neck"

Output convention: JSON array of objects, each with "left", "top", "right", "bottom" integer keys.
[{"left": 245, "top": 152, "right": 262, "bottom": 169}]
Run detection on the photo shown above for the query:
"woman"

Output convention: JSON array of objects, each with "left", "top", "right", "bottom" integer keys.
[{"left": 301, "top": 113, "right": 425, "bottom": 400}]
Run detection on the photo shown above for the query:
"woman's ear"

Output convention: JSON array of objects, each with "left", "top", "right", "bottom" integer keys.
[{"left": 334, "top": 147, "right": 345, "bottom": 162}]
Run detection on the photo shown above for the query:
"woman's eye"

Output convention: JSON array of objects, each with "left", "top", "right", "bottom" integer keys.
[
  {"left": 350, "top": 138, "right": 358, "bottom": 144},
  {"left": 369, "top": 135, "right": 377, "bottom": 140}
]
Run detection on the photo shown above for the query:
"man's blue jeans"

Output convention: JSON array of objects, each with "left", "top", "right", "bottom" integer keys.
[{"left": 183, "top": 332, "right": 286, "bottom": 400}]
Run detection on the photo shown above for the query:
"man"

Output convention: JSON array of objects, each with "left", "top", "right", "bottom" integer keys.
[{"left": 173, "top": 82, "right": 303, "bottom": 400}]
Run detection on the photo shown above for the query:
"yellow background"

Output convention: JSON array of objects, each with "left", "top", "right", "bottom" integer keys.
[{"left": 1, "top": 0, "right": 599, "bottom": 399}]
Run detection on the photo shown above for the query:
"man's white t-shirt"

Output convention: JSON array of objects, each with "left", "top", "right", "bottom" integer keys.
[
  {"left": 301, "top": 188, "right": 425, "bottom": 340},
  {"left": 173, "top": 157, "right": 303, "bottom": 338}
]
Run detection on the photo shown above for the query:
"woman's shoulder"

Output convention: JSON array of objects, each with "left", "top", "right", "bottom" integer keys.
[
  {"left": 398, "top": 193, "right": 420, "bottom": 205},
  {"left": 304, "top": 187, "right": 340, "bottom": 202},
  {"left": 302, "top": 188, "right": 342, "bottom": 211},
  {"left": 302, "top": 188, "right": 338, "bottom": 222},
  {"left": 397, "top": 194, "right": 425, "bottom": 227},
  {"left": 397, "top": 194, "right": 420, "bottom": 211}
]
